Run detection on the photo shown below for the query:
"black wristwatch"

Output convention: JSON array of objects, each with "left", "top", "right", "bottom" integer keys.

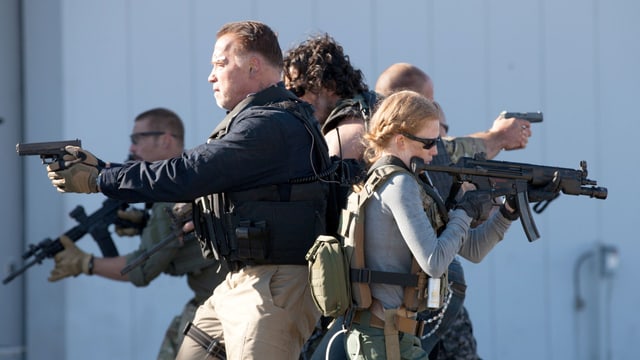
[{"left": 87, "top": 255, "right": 95, "bottom": 275}]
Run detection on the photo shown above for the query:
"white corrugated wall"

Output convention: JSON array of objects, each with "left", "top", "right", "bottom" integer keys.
[{"left": 1, "top": 1, "right": 636, "bottom": 359}]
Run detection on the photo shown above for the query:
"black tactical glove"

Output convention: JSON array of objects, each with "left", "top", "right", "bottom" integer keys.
[
  {"left": 455, "top": 190, "right": 494, "bottom": 222},
  {"left": 499, "top": 195, "right": 520, "bottom": 221}
]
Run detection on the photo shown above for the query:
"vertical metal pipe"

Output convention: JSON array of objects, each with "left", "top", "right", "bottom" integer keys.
[{"left": 0, "top": 0, "right": 25, "bottom": 359}]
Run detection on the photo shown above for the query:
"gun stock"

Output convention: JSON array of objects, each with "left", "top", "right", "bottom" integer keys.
[{"left": 413, "top": 155, "right": 607, "bottom": 242}]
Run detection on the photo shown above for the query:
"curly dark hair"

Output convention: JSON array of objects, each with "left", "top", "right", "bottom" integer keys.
[{"left": 283, "top": 34, "right": 368, "bottom": 99}]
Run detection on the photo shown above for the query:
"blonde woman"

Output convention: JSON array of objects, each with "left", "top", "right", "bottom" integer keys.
[{"left": 345, "top": 90, "right": 518, "bottom": 359}]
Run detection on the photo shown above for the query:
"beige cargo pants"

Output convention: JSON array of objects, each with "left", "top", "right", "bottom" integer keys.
[{"left": 176, "top": 264, "right": 320, "bottom": 359}]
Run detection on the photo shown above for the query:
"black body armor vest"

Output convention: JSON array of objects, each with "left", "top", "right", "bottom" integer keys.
[{"left": 192, "top": 85, "right": 333, "bottom": 271}]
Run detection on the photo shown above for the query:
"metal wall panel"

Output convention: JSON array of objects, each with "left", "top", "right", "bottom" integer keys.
[{"left": 11, "top": 1, "right": 637, "bottom": 359}]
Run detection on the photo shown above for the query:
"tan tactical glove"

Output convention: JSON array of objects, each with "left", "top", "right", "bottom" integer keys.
[
  {"left": 48, "top": 235, "right": 93, "bottom": 282},
  {"left": 115, "top": 208, "right": 148, "bottom": 236},
  {"left": 47, "top": 163, "right": 98, "bottom": 193},
  {"left": 172, "top": 202, "right": 193, "bottom": 222},
  {"left": 46, "top": 145, "right": 106, "bottom": 194}
]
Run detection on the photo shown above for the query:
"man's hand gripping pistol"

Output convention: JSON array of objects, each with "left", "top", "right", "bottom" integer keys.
[{"left": 17, "top": 139, "right": 108, "bottom": 194}]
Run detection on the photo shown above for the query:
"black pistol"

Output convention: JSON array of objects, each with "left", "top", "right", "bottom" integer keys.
[
  {"left": 500, "top": 111, "right": 543, "bottom": 123},
  {"left": 17, "top": 139, "right": 82, "bottom": 165}
]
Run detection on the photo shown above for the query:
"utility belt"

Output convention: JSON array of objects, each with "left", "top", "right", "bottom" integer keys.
[
  {"left": 346, "top": 265, "right": 450, "bottom": 359},
  {"left": 193, "top": 182, "right": 327, "bottom": 271},
  {"left": 350, "top": 256, "right": 449, "bottom": 313},
  {"left": 350, "top": 294, "right": 452, "bottom": 360},
  {"left": 350, "top": 301, "right": 432, "bottom": 360},
  {"left": 350, "top": 267, "right": 449, "bottom": 336},
  {"left": 352, "top": 306, "right": 428, "bottom": 338}
]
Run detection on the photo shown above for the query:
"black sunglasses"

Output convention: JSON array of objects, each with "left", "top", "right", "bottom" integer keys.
[
  {"left": 130, "top": 131, "right": 166, "bottom": 145},
  {"left": 401, "top": 132, "right": 440, "bottom": 150}
]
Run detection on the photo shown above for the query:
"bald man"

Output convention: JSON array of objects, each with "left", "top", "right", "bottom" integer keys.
[
  {"left": 376, "top": 62, "right": 435, "bottom": 101},
  {"left": 377, "top": 62, "right": 531, "bottom": 159}
]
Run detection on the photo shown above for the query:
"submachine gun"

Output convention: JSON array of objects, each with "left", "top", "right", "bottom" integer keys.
[{"left": 413, "top": 154, "right": 608, "bottom": 242}]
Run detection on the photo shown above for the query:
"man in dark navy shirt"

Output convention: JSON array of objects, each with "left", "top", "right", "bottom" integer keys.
[{"left": 46, "top": 20, "right": 332, "bottom": 360}]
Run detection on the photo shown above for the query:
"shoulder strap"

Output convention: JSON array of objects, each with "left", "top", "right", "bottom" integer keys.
[{"left": 347, "top": 163, "right": 423, "bottom": 288}]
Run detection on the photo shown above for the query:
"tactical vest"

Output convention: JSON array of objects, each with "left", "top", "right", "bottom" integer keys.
[
  {"left": 320, "top": 91, "right": 379, "bottom": 214},
  {"left": 192, "top": 84, "right": 333, "bottom": 270},
  {"left": 321, "top": 90, "right": 378, "bottom": 135},
  {"left": 342, "top": 156, "right": 448, "bottom": 314}
]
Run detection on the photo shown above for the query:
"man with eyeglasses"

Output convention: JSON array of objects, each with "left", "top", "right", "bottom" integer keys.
[
  {"left": 376, "top": 63, "right": 533, "bottom": 360},
  {"left": 47, "top": 107, "right": 226, "bottom": 360}
]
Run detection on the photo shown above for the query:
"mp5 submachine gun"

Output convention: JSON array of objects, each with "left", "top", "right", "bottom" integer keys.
[{"left": 413, "top": 154, "right": 607, "bottom": 242}]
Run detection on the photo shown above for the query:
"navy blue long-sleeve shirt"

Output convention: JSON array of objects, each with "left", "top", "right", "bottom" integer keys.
[{"left": 99, "top": 89, "right": 322, "bottom": 203}]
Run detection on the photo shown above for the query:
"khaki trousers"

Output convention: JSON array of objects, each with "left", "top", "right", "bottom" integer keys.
[{"left": 176, "top": 264, "right": 320, "bottom": 360}]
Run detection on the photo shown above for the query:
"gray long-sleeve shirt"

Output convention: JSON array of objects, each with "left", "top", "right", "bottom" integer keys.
[{"left": 364, "top": 171, "right": 513, "bottom": 310}]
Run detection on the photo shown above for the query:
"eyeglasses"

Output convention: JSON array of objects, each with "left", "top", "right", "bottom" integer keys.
[
  {"left": 130, "top": 131, "right": 166, "bottom": 145},
  {"left": 401, "top": 132, "right": 440, "bottom": 150}
]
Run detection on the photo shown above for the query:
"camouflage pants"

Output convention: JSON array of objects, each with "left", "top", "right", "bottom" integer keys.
[
  {"left": 157, "top": 299, "right": 199, "bottom": 360},
  {"left": 430, "top": 306, "right": 480, "bottom": 360}
]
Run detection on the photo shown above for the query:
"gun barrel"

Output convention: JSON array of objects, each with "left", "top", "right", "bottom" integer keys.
[
  {"left": 16, "top": 139, "right": 81, "bottom": 156},
  {"left": 3, "top": 257, "right": 41, "bottom": 285},
  {"left": 120, "top": 230, "right": 191, "bottom": 275},
  {"left": 580, "top": 186, "right": 608, "bottom": 199}
]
